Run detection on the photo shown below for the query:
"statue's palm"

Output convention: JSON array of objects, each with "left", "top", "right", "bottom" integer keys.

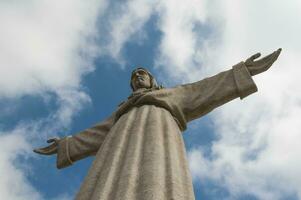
[
  {"left": 245, "top": 48, "right": 282, "bottom": 76},
  {"left": 33, "top": 138, "right": 59, "bottom": 155}
]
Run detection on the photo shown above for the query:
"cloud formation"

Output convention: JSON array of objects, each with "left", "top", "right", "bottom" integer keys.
[
  {"left": 0, "top": 1, "right": 105, "bottom": 199},
  {"left": 0, "top": 131, "right": 41, "bottom": 200},
  {"left": 185, "top": 1, "right": 301, "bottom": 199},
  {"left": 0, "top": 0, "right": 105, "bottom": 98},
  {"left": 104, "top": 0, "right": 157, "bottom": 64}
]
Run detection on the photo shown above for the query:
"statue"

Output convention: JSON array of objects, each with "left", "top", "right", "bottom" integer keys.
[{"left": 34, "top": 49, "right": 282, "bottom": 200}]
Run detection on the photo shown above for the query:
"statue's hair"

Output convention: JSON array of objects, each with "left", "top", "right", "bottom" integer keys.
[{"left": 130, "top": 67, "right": 160, "bottom": 91}]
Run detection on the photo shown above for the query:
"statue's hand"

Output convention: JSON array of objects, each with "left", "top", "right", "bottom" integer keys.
[
  {"left": 33, "top": 138, "right": 60, "bottom": 155},
  {"left": 245, "top": 48, "right": 282, "bottom": 76}
]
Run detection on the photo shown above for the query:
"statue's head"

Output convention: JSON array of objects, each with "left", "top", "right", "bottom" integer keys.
[{"left": 130, "top": 67, "right": 158, "bottom": 91}]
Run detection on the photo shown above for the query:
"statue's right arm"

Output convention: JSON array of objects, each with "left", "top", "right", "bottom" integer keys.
[
  {"left": 33, "top": 113, "right": 115, "bottom": 169},
  {"left": 164, "top": 49, "right": 281, "bottom": 124}
]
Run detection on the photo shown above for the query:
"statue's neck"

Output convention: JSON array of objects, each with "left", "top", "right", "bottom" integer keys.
[
  {"left": 128, "top": 88, "right": 152, "bottom": 99},
  {"left": 134, "top": 88, "right": 148, "bottom": 93}
]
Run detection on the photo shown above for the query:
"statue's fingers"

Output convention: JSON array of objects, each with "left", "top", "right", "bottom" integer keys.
[
  {"left": 264, "top": 48, "right": 282, "bottom": 64},
  {"left": 254, "top": 48, "right": 282, "bottom": 74},
  {"left": 274, "top": 48, "right": 282, "bottom": 59},
  {"left": 257, "top": 51, "right": 278, "bottom": 65},
  {"left": 47, "top": 137, "right": 59, "bottom": 144},
  {"left": 277, "top": 48, "right": 282, "bottom": 53},
  {"left": 33, "top": 143, "right": 57, "bottom": 155},
  {"left": 246, "top": 52, "right": 261, "bottom": 66},
  {"left": 251, "top": 52, "right": 261, "bottom": 60},
  {"left": 247, "top": 49, "right": 282, "bottom": 76},
  {"left": 33, "top": 148, "right": 55, "bottom": 155},
  {"left": 33, "top": 148, "right": 48, "bottom": 155},
  {"left": 269, "top": 48, "right": 282, "bottom": 59}
]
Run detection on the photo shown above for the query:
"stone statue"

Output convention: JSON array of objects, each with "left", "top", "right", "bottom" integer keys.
[{"left": 34, "top": 49, "right": 282, "bottom": 200}]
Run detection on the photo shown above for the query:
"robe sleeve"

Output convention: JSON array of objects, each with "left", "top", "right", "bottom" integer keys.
[
  {"left": 170, "top": 61, "right": 258, "bottom": 123},
  {"left": 56, "top": 113, "right": 115, "bottom": 169}
]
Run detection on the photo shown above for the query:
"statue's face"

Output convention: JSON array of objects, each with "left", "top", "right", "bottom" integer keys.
[{"left": 131, "top": 69, "right": 151, "bottom": 91}]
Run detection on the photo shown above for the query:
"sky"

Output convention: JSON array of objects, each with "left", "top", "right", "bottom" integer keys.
[{"left": 0, "top": 0, "right": 301, "bottom": 200}]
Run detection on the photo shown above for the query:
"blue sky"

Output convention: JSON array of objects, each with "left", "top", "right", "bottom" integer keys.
[{"left": 1, "top": 1, "right": 301, "bottom": 200}]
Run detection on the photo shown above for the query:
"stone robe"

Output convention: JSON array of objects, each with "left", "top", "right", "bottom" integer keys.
[{"left": 56, "top": 62, "right": 258, "bottom": 200}]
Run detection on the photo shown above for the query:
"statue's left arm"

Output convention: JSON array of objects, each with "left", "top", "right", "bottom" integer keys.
[
  {"left": 34, "top": 112, "right": 116, "bottom": 169},
  {"left": 169, "top": 49, "right": 281, "bottom": 123}
]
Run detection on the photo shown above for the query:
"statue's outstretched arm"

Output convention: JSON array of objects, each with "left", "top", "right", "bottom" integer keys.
[
  {"left": 245, "top": 48, "right": 282, "bottom": 76},
  {"left": 33, "top": 113, "right": 116, "bottom": 169},
  {"left": 166, "top": 48, "right": 282, "bottom": 123}
]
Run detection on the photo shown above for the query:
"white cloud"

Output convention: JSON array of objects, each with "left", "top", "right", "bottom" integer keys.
[
  {"left": 0, "top": 0, "right": 105, "bottom": 98},
  {"left": 99, "top": 0, "right": 158, "bottom": 66},
  {"left": 0, "top": 132, "right": 41, "bottom": 200},
  {"left": 0, "top": 121, "right": 76, "bottom": 200},
  {"left": 155, "top": 0, "right": 209, "bottom": 82},
  {"left": 0, "top": 1, "right": 106, "bottom": 199},
  {"left": 182, "top": 1, "right": 301, "bottom": 199}
]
